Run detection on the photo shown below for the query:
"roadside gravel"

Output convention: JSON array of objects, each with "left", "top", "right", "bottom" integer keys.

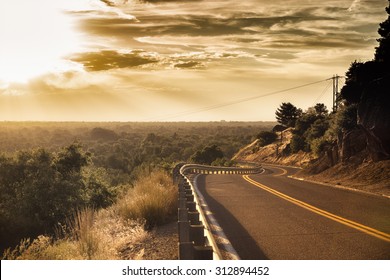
[{"left": 120, "top": 221, "right": 178, "bottom": 260}]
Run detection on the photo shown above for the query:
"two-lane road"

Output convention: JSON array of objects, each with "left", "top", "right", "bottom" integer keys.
[{"left": 196, "top": 164, "right": 390, "bottom": 259}]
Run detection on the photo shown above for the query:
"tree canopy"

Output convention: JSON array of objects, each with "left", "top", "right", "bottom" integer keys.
[
  {"left": 190, "top": 144, "right": 224, "bottom": 165},
  {"left": 275, "top": 102, "right": 302, "bottom": 127},
  {"left": 375, "top": 1, "right": 390, "bottom": 63}
]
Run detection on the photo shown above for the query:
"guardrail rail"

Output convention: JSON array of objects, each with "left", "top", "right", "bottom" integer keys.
[{"left": 173, "top": 163, "right": 262, "bottom": 260}]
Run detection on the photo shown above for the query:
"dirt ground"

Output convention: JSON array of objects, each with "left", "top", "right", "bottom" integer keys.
[
  {"left": 297, "top": 159, "right": 390, "bottom": 197},
  {"left": 120, "top": 221, "right": 178, "bottom": 260}
]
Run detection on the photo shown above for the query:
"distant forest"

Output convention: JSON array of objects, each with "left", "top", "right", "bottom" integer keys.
[{"left": 0, "top": 121, "right": 274, "bottom": 251}]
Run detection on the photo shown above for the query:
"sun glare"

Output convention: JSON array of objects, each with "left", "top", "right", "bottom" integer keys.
[{"left": 0, "top": 0, "right": 81, "bottom": 85}]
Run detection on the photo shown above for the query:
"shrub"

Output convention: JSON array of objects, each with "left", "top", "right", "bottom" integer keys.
[
  {"left": 190, "top": 145, "right": 224, "bottom": 165},
  {"left": 311, "top": 137, "right": 332, "bottom": 157},
  {"left": 116, "top": 170, "right": 177, "bottom": 229},
  {"left": 290, "top": 134, "right": 306, "bottom": 153},
  {"left": 256, "top": 131, "right": 277, "bottom": 147},
  {"left": 68, "top": 208, "right": 99, "bottom": 260},
  {"left": 337, "top": 104, "right": 358, "bottom": 131}
]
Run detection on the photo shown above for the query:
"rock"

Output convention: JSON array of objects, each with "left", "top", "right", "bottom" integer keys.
[
  {"left": 339, "top": 128, "right": 366, "bottom": 162},
  {"left": 272, "top": 124, "right": 288, "bottom": 132},
  {"left": 357, "top": 77, "right": 390, "bottom": 161}
]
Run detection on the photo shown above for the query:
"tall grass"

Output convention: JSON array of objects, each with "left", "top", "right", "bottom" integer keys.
[
  {"left": 2, "top": 169, "right": 176, "bottom": 260},
  {"left": 68, "top": 208, "right": 99, "bottom": 259},
  {"left": 116, "top": 170, "right": 177, "bottom": 229}
]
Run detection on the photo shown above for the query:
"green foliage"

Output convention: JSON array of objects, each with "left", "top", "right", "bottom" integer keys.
[
  {"left": 290, "top": 134, "right": 306, "bottom": 153},
  {"left": 340, "top": 61, "right": 388, "bottom": 105},
  {"left": 0, "top": 144, "right": 116, "bottom": 251},
  {"left": 116, "top": 170, "right": 177, "bottom": 230},
  {"left": 314, "top": 103, "right": 329, "bottom": 116},
  {"left": 305, "top": 119, "right": 329, "bottom": 143},
  {"left": 375, "top": 1, "right": 390, "bottom": 63},
  {"left": 211, "top": 157, "right": 234, "bottom": 167},
  {"left": 90, "top": 127, "right": 118, "bottom": 141},
  {"left": 0, "top": 121, "right": 276, "bottom": 252},
  {"left": 337, "top": 104, "right": 358, "bottom": 131},
  {"left": 294, "top": 113, "right": 318, "bottom": 136},
  {"left": 284, "top": 104, "right": 331, "bottom": 154},
  {"left": 311, "top": 137, "right": 332, "bottom": 157},
  {"left": 275, "top": 102, "right": 302, "bottom": 127},
  {"left": 256, "top": 131, "right": 277, "bottom": 147},
  {"left": 190, "top": 145, "right": 224, "bottom": 165},
  {"left": 341, "top": 2, "right": 390, "bottom": 105}
]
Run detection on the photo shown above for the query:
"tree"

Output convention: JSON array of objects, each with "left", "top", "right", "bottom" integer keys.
[
  {"left": 341, "top": 2, "right": 390, "bottom": 105},
  {"left": 190, "top": 145, "right": 224, "bottom": 165},
  {"left": 275, "top": 102, "right": 302, "bottom": 127},
  {"left": 290, "top": 135, "right": 306, "bottom": 153},
  {"left": 257, "top": 131, "right": 278, "bottom": 147},
  {"left": 314, "top": 103, "right": 328, "bottom": 117},
  {"left": 337, "top": 104, "right": 358, "bottom": 131},
  {"left": 340, "top": 60, "right": 386, "bottom": 104},
  {"left": 375, "top": 1, "right": 390, "bottom": 63}
]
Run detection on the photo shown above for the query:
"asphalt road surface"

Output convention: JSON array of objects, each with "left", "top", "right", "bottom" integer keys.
[{"left": 196, "top": 164, "right": 390, "bottom": 259}]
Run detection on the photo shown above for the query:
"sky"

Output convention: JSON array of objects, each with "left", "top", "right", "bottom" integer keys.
[{"left": 0, "top": 0, "right": 388, "bottom": 121}]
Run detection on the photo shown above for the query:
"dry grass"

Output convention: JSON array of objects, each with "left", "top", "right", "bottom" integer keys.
[
  {"left": 2, "top": 169, "right": 176, "bottom": 260},
  {"left": 2, "top": 208, "right": 147, "bottom": 260},
  {"left": 116, "top": 170, "right": 177, "bottom": 229}
]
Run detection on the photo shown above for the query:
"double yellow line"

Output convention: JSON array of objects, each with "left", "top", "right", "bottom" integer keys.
[{"left": 243, "top": 175, "right": 390, "bottom": 243}]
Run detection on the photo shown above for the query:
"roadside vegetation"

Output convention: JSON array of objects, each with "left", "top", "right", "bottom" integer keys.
[
  {"left": 256, "top": 1, "right": 390, "bottom": 162},
  {"left": 2, "top": 170, "right": 175, "bottom": 260},
  {"left": 0, "top": 121, "right": 274, "bottom": 258}
]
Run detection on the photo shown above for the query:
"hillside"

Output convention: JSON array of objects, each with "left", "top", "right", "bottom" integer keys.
[
  {"left": 233, "top": 128, "right": 390, "bottom": 197},
  {"left": 233, "top": 128, "right": 313, "bottom": 167}
]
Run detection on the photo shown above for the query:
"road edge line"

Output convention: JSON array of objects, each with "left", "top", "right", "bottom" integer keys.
[
  {"left": 193, "top": 174, "right": 241, "bottom": 260},
  {"left": 243, "top": 175, "right": 390, "bottom": 243},
  {"left": 288, "top": 175, "right": 390, "bottom": 200}
]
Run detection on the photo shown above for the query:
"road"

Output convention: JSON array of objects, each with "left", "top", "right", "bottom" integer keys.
[{"left": 196, "top": 164, "right": 390, "bottom": 259}]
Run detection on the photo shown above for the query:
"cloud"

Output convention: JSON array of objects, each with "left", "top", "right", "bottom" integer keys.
[
  {"left": 100, "top": 0, "right": 116, "bottom": 7},
  {"left": 174, "top": 61, "right": 203, "bottom": 69},
  {"left": 139, "top": 0, "right": 202, "bottom": 2},
  {"left": 70, "top": 50, "right": 159, "bottom": 71},
  {"left": 348, "top": 0, "right": 360, "bottom": 12}
]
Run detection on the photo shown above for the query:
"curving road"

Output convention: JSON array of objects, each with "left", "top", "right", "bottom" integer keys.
[{"left": 196, "top": 164, "right": 390, "bottom": 259}]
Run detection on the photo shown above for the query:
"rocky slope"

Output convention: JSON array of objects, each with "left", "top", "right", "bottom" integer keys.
[{"left": 234, "top": 128, "right": 390, "bottom": 197}]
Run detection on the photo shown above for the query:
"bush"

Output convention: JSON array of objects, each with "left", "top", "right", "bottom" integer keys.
[
  {"left": 0, "top": 143, "right": 121, "bottom": 251},
  {"left": 190, "top": 145, "right": 224, "bottom": 165},
  {"left": 256, "top": 131, "right": 277, "bottom": 147},
  {"left": 311, "top": 137, "right": 332, "bottom": 157},
  {"left": 290, "top": 134, "right": 306, "bottom": 153},
  {"left": 337, "top": 104, "right": 358, "bottom": 131},
  {"left": 116, "top": 170, "right": 177, "bottom": 230}
]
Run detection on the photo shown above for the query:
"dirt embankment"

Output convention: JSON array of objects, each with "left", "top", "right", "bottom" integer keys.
[
  {"left": 297, "top": 160, "right": 390, "bottom": 197},
  {"left": 120, "top": 221, "right": 178, "bottom": 260},
  {"left": 233, "top": 130, "right": 390, "bottom": 197},
  {"left": 233, "top": 129, "right": 313, "bottom": 167}
]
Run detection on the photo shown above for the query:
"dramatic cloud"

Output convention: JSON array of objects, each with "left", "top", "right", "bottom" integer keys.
[
  {"left": 140, "top": 0, "right": 202, "bottom": 2},
  {"left": 70, "top": 50, "right": 159, "bottom": 71},
  {"left": 1, "top": 0, "right": 388, "bottom": 121},
  {"left": 174, "top": 61, "right": 203, "bottom": 69},
  {"left": 100, "top": 0, "right": 115, "bottom": 7}
]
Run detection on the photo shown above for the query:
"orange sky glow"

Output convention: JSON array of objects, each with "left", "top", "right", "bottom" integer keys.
[{"left": 0, "top": 0, "right": 387, "bottom": 121}]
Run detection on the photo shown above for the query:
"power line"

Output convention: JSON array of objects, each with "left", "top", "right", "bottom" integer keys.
[
  {"left": 148, "top": 78, "right": 330, "bottom": 121},
  {"left": 313, "top": 80, "right": 332, "bottom": 105}
]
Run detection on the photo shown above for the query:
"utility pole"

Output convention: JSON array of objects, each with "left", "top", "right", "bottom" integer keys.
[{"left": 331, "top": 75, "right": 343, "bottom": 112}]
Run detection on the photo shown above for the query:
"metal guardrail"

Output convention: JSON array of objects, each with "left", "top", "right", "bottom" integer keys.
[{"left": 173, "top": 163, "right": 262, "bottom": 260}]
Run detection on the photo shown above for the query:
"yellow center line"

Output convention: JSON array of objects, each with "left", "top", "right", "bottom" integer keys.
[
  {"left": 243, "top": 175, "right": 390, "bottom": 243},
  {"left": 271, "top": 166, "right": 288, "bottom": 177}
]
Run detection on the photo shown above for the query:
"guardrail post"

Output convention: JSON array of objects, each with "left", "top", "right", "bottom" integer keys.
[
  {"left": 176, "top": 162, "right": 262, "bottom": 260},
  {"left": 194, "top": 246, "right": 213, "bottom": 260},
  {"left": 179, "top": 242, "right": 194, "bottom": 260},
  {"left": 190, "top": 224, "right": 206, "bottom": 246},
  {"left": 188, "top": 211, "right": 200, "bottom": 225}
]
